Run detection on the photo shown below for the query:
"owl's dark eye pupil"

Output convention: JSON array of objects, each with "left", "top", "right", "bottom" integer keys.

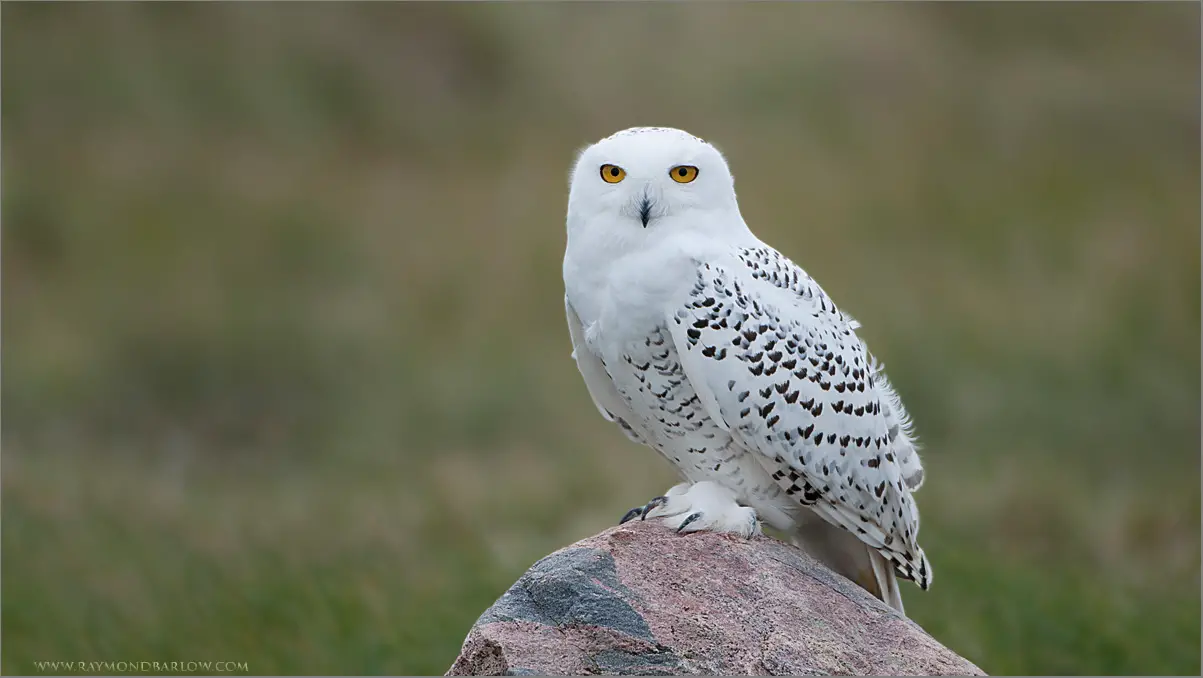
[
  {"left": 610, "top": 167, "right": 620, "bottom": 177},
  {"left": 678, "top": 168, "right": 688, "bottom": 176}
]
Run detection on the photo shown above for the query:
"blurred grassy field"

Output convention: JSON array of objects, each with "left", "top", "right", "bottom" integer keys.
[{"left": 2, "top": 3, "right": 1199, "bottom": 676}]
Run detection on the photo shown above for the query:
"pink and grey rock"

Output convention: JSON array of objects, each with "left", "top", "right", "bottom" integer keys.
[{"left": 447, "top": 521, "right": 985, "bottom": 676}]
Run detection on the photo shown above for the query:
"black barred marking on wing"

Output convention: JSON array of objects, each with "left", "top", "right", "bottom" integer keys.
[{"left": 671, "top": 250, "right": 931, "bottom": 589}]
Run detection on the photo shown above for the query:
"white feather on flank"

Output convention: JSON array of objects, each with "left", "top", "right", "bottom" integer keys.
[{"left": 867, "top": 352, "right": 925, "bottom": 491}]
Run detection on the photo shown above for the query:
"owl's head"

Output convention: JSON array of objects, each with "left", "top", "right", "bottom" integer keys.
[{"left": 566, "top": 127, "right": 743, "bottom": 244}]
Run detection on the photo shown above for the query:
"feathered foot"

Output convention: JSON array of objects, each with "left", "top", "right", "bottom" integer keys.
[{"left": 620, "top": 481, "right": 760, "bottom": 538}]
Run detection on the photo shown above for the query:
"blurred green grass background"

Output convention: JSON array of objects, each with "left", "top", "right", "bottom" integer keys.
[{"left": 2, "top": 3, "right": 1199, "bottom": 675}]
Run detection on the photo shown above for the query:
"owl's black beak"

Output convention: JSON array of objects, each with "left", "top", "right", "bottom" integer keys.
[{"left": 638, "top": 196, "right": 653, "bottom": 228}]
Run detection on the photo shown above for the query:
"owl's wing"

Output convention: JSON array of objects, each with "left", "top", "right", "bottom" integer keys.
[
  {"left": 664, "top": 246, "right": 931, "bottom": 588},
  {"left": 565, "top": 296, "right": 651, "bottom": 445}
]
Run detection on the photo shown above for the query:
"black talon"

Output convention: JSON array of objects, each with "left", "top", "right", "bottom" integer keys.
[
  {"left": 677, "top": 512, "right": 703, "bottom": 532},
  {"left": 619, "top": 507, "right": 644, "bottom": 524},
  {"left": 639, "top": 496, "right": 668, "bottom": 521}
]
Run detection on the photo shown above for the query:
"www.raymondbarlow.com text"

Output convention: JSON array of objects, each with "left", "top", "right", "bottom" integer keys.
[{"left": 34, "top": 660, "right": 248, "bottom": 673}]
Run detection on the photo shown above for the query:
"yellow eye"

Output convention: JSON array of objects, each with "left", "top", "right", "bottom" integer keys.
[
  {"left": 670, "top": 165, "right": 699, "bottom": 183},
  {"left": 600, "top": 164, "right": 626, "bottom": 183}
]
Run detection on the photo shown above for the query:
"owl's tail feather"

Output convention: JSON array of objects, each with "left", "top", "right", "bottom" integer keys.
[
  {"left": 789, "top": 518, "right": 908, "bottom": 616},
  {"left": 869, "top": 547, "right": 905, "bottom": 615}
]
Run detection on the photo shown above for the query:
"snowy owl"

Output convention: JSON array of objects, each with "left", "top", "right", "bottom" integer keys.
[{"left": 562, "top": 127, "right": 931, "bottom": 614}]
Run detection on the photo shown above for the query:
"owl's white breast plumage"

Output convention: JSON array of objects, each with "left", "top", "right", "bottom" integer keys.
[{"left": 562, "top": 127, "right": 931, "bottom": 613}]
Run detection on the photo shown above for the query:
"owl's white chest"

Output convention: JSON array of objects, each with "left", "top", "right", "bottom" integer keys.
[
  {"left": 594, "top": 320, "right": 797, "bottom": 531},
  {"left": 565, "top": 245, "right": 796, "bottom": 530}
]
